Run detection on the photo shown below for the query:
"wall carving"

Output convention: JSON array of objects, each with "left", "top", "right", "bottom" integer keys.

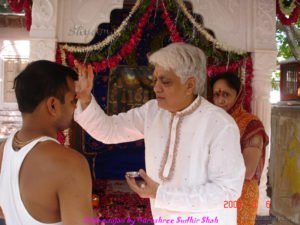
[
  {"left": 191, "top": 0, "right": 249, "bottom": 51},
  {"left": 30, "top": 0, "right": 57, "bottom": 38},
  {"left": 255, "top": 0, "right": 276, "bottom": 50},
  {"left": 57, "top": 0, "right": 123, "bottom": 43}
]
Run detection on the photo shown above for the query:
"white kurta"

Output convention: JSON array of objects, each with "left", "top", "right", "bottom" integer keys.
[{"left": 74, "top": 96, "right": 245, "bottom": 225}]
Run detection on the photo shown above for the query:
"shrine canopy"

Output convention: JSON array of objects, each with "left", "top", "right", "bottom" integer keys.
[{"left": 56, "top": 0, "right": 254, "bottom": 179}]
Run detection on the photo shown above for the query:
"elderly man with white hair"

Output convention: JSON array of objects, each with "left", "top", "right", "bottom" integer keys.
[{"left": 74, "top": 43, "right": 245, "bottom": 225}]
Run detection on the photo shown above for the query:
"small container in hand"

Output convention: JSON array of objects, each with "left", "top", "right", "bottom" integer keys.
[{"left": 126, "top": 171, "right": 140, "bottom": 178}]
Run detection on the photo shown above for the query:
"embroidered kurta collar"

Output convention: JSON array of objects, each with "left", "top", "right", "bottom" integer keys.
[
  {"left": 159, "top": 96, "right": 201, "bottom": 182},
  {"left": 174, "top": 96, "right": 201, "bottom": 117}
]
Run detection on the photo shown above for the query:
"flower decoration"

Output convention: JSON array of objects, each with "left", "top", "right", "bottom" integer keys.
[
  {"left": 7, "top": 0, "right": 32, "bottom": 31},
  {"left": 276, "top": 0, "right": 300, "bottom": 25}
]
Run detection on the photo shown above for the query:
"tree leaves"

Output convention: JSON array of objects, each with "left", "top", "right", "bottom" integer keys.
[{"left": 276, "top": 17, "right": 300, "bottom": 61}]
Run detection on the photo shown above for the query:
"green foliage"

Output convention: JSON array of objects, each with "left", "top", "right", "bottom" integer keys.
[
  {"left": 282, "top": 0, "right": 294, "bottom": 7},
  {"left": 74, "top": 0, "right": 151, "bottom": 63},
  {"left": 276, "top": 31, "right": 292, "bottom": 59},
  {"left": 0, "top": 0, "right": 12, "bottom": 13},
  {"left": 72, "top": 0, "right": 248, "bottom": 68},
  {"left": 271, "top": 70, "right": 280, "bottom": 91},
  {"left": 275, "top": 16, "right": 300, "bottom": 91},
  {"left": 276, "top": 17, "right": 300, "bottom": 60}
]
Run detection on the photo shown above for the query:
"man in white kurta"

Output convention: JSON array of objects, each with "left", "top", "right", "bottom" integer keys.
[{"left": 74, "top": 43, "right": 245, "bottom": 225}]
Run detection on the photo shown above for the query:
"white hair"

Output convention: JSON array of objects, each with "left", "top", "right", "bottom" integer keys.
[{"left": 148, "top": 42, "right": 207, "bottom": 95}]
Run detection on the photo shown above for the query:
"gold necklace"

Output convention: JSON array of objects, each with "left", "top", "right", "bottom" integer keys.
[{"left": 13, "top": 132, "right": 40, "bottom": 150}]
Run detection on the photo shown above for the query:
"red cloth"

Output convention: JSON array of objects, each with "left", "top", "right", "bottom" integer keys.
[
  {"left": 93, "top": 180, "right": 152, "bottom": 221},
  {"left": 228, "top": 86, "right": 269, "bottom": 182}
]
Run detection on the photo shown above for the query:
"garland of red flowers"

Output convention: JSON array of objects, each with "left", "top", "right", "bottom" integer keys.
[
  {"left": 61, "top": 0, "right": 156, "bottom": 73},
  {"left": 6, "top": 0, "right": 32, "bottom": 31},
  {"left": 276, "top": 0, "right": 300, "bottom": 25},
  {"left": 207, "top": 61, "right": 244, "bottom": 77},
  {"left": 56, "top": 0, "right": 254, "bottom": 114},
  {"left": 160, "top": 0, "right": 183, "bottom": 42},
  {"left": 207, "top": 56, "right": 253, "bottom": 112},
  {"left": 93, "top": 0, "right": 155, "bottom": 73},
  {"left": 244, "top": 56, "right": 253, "bottom": 112},
  {"left": 60, "top": 0, "right": 185, "bottom": 71}
]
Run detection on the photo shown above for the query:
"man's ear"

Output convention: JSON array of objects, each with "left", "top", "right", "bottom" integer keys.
[
  {"left": 46, "top": 97, "right": 59, "bottom": 116},
  {"left": 186, "top": 77, "right": 196, "bottom": 95}
]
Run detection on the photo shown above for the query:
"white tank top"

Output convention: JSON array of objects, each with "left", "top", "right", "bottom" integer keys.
[{"left": 0, "top": 131, "right": 63, "bottom": 225}]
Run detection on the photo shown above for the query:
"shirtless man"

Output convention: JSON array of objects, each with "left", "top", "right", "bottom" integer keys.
[{"left": 0, "top": 60, "right": 94, "bottom": 225}]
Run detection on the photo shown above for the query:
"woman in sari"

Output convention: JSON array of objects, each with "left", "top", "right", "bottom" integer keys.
[{"left": 210, "top": 72, "right": 269, "bottom": 225}]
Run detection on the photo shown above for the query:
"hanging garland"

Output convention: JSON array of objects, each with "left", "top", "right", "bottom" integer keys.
[
  {"left": 175, "top": 0, "right": 246, "bottom": 55},
  {"left": 207, "top": 60, "right": 244, "bottom": 77},
  {"left": 6, "top": 0, "right": 32, "bottom": 31},
  {"left": 57, "top": 0, "right": 253, "bottom": 106},
  {"left": 60, "top": 0, "right": 143, "bottom": 55},
  {"left": 244, "top": 56, "right": 253, "bottom": 112},
  {"left": 160, "top": 0, "right": 183, "bottom": 42},
  {"left": 94, "top": 0, "right": 155, "bottom": 72},
  {"left": 59, "top": 0, "right": 153, "bottom": 66},
  {"left": 59, "top": 0, "right": 247, "bottom": 58},
  {"left": 276, "top": 0, "right": 300, "bottom": 25},
  {"left": 163, "top": 0, "right": 245, "bottom": 64},
  {"left": 279, "top": 0, "right": 298, "bottom": 15},
  {"left": 56, "top": 0, "right": 255, "bottom": 146},
  {"left": 60, "top": 0, "right": 156, "bottom": 72}
]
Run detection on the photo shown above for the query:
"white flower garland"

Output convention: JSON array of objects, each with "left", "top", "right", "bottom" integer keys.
[
  {"left": 60, "top": 0, "right": 142, "bottom": 54},
  {"left": 175, "top": 0, "right": 246, "bottom": 55},
  {"left": 60, "top": 0, "right": 247, "bottom": 65},
  {"left": 279, "top": 0, "right": 297, "bottom": 16},
  {"left": 60, "top": 46, "right": 67, "bottom": 66}
]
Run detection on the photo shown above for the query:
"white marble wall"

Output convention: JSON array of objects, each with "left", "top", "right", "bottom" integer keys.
[
  {"left": 251, "top": 0, "right": 277, "bottom": 215},
  {"left": 57, "top": 0, "right": 123, "bottom": 43}
]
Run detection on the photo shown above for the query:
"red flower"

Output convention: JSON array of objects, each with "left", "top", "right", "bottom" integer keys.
[
  {"left": 57, "top": 131, "right": 65, "bottom": 144},
  {"left": 276, "top": 0, "right": 300, "bottom": 25},
  {"left": 108, "top": 56, "right": 120, "bottom": 68},
  {"left": 66, "top": 53, "right": 75, "bottom": 67},
  {"left": 123, "top": 43, "right": 134, "bottom": 54},
  {"left": 56, "top": 49, "right": 62, "bottom": 64},
  {"left": 135, "top": 29, "right": 143, "bottom": 38},
  {"left": 7, "top": 0, "right": 32, "bottom": 31},
  {"left": 138, "top": 17, "right": 147, "bottom": 28},
  {"left": 23, "top": 0, "right": 31, "bottom": 31},
  {"left": 93, "top": 61, "right": 107, "bottom": 73},
  {"left": 59, "top": 0, "right": 156, "bottom": 73},
  {"left": 7, "top": 0, "right": 24, "bottom": 12}
]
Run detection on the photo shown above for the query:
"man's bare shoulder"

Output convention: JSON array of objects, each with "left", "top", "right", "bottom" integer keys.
[{"left": 33, "top": 141, "right": 89, "bottom": 178}]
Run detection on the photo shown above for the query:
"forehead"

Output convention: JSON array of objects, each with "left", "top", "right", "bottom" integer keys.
[
  {"left": 65, "top": 76, "right": 76, "bottom": 93},
  {"left": 153, "top": 65, "right": 177, "bottom": 79},
  {"left": 213, "top": 79, "right": 231, "bottom": 90}
]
